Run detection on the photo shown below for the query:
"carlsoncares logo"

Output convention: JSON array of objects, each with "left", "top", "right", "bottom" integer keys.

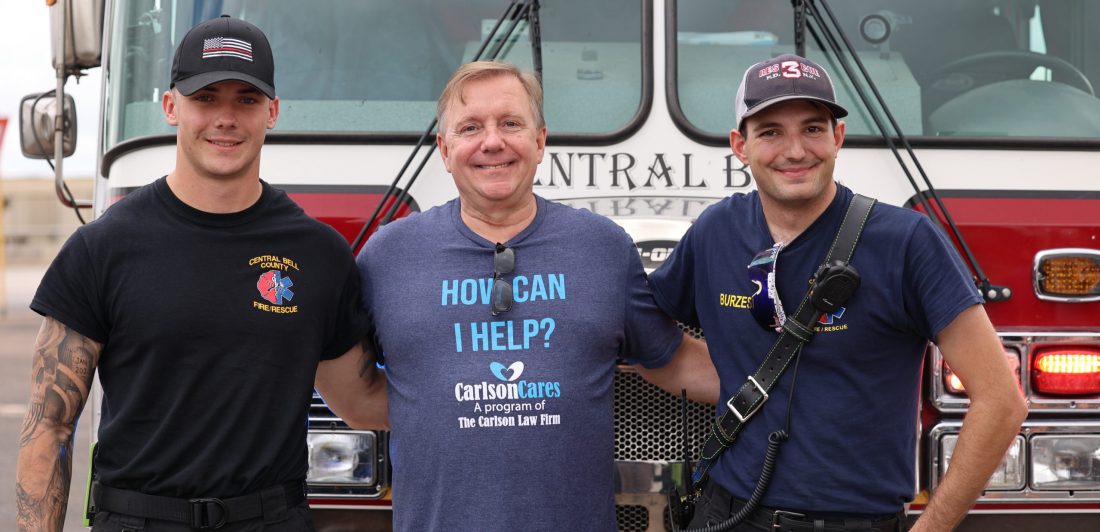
[{"left": 454, "top": 362, "right": 561, "bottom": 401}]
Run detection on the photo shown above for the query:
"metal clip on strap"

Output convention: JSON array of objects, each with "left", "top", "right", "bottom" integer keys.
[
  {"left": 692, "top": 194, "right": 876, "bottom": 488},
  {"left": 728, "top": 376, "right": 768, "bottom": 422},
  {"left": 190, "top": 498, "right": 228, "bottom": 530}
]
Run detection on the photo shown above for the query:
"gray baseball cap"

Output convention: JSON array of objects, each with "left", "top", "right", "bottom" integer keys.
[{"left": 734, "top": 54, "right": 847, "bottom": 130}]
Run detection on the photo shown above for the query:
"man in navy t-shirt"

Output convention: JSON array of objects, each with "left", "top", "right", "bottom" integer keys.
[{"left": 649, "top": 54, "right": 1026, "bottom": 532}]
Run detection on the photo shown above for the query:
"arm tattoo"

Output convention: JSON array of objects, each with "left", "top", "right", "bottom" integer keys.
[{"left": 17, "top": 317, "right": 102, "bottom": 532}]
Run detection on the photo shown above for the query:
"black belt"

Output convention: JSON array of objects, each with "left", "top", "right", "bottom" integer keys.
[
  {"left": 703, "top": 481, "right": 901, "bottom": 532},
  {"left": 750, "top": 508, "right": 901, "bottom": 532},
  {"left": 92, "top": 481, "right": 306, "bottom": 530}
]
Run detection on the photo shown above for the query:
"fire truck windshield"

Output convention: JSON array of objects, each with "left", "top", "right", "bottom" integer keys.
[
  {"left": 675, "top": 0, "right": 1100, "bottom": 140},
  {"left": 104, "top": 0, "right": 644, "bottom": 148}
]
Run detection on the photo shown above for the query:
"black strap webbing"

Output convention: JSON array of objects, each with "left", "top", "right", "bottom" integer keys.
[
  {"left": 93, "top": 481, "right": 304, "bottom": 529},
  {"left": 691, "top": 193, "right": 876, "bottom": 487}
]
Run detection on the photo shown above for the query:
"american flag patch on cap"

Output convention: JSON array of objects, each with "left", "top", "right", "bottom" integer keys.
[{"left": 202, "top": 37, "right": 253, "bottom": 61}]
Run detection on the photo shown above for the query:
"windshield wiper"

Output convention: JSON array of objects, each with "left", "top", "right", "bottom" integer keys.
[
  {"left": 793, "top": 0, "right": 1009, "bottom": 302},
  {"left": 351, "top": 0, "right": 543, "bottom": 252}
]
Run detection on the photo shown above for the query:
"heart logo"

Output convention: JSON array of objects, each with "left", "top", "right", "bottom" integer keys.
[{"left": 489, "top": 361, "right": 525, "bottom": 382}]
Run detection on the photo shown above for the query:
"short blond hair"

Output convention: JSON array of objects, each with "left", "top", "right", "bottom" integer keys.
[{"left": 436, "top": 61, "right": 544, "bottom": 132}]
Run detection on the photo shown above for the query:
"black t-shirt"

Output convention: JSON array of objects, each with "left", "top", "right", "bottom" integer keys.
[{"left": 32, "top": 177, "right": 369, "bottom": 497}]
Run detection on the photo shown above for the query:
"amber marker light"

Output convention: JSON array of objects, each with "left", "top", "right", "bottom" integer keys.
[{"left": 1034, "top": 250, "right": 1100, "bottom": 301}]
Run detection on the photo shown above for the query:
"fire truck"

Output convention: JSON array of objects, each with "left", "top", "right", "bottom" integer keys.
[{"left": 21, "top": 0, "right": 1100, "bottom": 530}]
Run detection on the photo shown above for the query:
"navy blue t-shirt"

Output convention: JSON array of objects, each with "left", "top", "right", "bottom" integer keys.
[{"left": 649, "top": 184, "right": 981, "bottom": 514}]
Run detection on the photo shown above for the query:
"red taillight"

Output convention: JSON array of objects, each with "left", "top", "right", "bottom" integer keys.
[{"left": 1032, "top": 349, "right": 1100, "bottom": 395}]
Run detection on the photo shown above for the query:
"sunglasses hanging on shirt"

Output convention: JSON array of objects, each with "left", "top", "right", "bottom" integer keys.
[
  {"left": 491, "top": 244, "right": 515, "bottom": 316},
  {"left": 747, "top": 242, "right": 787, "bottom": 333}
]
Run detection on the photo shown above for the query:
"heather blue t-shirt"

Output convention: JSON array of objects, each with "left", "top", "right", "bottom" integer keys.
[
  {"left": 357, "top": 195, "right": 682, "bottom": 532},
  {"left": 649, "top": 184, "right": 981, "bottom": 514}
]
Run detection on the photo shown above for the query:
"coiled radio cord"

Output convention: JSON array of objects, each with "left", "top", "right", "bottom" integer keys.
[{"left": 674, "top": 344, "right": 804, "bottom": 532}]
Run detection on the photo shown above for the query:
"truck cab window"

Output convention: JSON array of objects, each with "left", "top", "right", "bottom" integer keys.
[
  {"left": 105, "top": 0, "right": 645, "bottom": 147},
  {"left": 672, "top": 0, "right": 1100, "bottom": 140}
]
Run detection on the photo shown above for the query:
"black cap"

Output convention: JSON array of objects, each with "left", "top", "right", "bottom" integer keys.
[
  {"left": 171, "top": 15, "right": 275, "bottom": 98},
  {"left": 734, "top": 54, "right": 847, "bottom": 129}
]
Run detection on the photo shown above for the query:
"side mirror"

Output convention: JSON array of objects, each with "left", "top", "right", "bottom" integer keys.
[
  {"left": 19, "top": 91, "right": 77, "bottom": 159},
  {"left": 50, "top": 0, "right": 105, "bottom": 72}
]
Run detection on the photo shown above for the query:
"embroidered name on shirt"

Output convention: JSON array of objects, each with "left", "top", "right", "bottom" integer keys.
[{"left": 719, "top": 293, "right": 753, "bottom": 308}]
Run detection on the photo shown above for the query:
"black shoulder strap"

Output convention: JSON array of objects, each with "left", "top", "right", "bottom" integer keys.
[
  {"left": 826, "top": 193, "right": 875, "bottom": 264},
  {"left": 690, "top": 194, "right": 876, "bottom": 488}
]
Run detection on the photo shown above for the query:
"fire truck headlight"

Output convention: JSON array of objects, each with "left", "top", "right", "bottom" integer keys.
[
  {"left": 940, "top": 435, "right": 1025, "bottom": 490},
  {"left": 307, "top": 431, "right": 376, "bottom": 484},
  {"left": 1031, "top": 435, "right": 1100, "bottom": 490}
]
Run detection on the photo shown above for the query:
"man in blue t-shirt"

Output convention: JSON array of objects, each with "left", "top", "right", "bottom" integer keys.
[
  {"left": 648, "top": 54, "right": 1026, "bottom": 532},
  {"left": 317, "top": 61, "right": 719, "bottom": 531}
]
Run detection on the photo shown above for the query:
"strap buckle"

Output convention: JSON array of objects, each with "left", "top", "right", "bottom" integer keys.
[
  {"left": 189, "top": 497, "right": 228, "bottom": 530},
  {"left": 771, "top": 509, "right": 807, "bottom": 530},
  {"left": 727, "top": 375, "right": 769, "bottom": 422}
]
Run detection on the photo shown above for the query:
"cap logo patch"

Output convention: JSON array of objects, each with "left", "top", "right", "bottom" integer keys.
[
  {"left": 781, "top": 60, "right": 802, "bottom": 78},
  {"left": 201, "top": 37, "right": 253, "bottom": 61},
  {"left": 768, "top": 60, "right": 823, "bottom": 81}
]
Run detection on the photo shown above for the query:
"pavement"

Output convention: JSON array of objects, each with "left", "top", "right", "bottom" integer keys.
[{"left": 0, "top": 263, "right": 92, "bottom": 529}]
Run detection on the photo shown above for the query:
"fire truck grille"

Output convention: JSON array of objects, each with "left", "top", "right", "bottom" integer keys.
[
  {"left": 616, "top": 504, "right": 651, "bottom": 532},
  {"left": 613, "top": 321, "right": 713, "bottom": 462},
  {"left": 613, "top": 369, "right": 715, "bottom": 461},
  {"left": 679, "top": 323, "right": 705, "bottom": 340}
]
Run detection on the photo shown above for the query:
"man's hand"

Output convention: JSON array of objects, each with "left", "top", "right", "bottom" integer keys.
[{"left": 635, "top": 334, "right": 719, "bottom": 404}]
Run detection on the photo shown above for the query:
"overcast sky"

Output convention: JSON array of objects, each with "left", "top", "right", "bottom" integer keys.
[{"left": 1, "top": 1, "right": 100, "bottom": 180}]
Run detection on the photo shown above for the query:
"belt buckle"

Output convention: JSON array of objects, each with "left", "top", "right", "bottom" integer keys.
[
  {"left": 727, "top": 375, "right": 769, "bottom": 422},
  {"left": 189, "top": 497, "right": 228, "bottom": 530},
  {"left": 770, "top": 509, "right": 807, "bottom": 531}
]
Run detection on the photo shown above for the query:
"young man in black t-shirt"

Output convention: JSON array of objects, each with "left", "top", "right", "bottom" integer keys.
[{"left": 16, "top": 17, "right": 380, "bottom": 531}]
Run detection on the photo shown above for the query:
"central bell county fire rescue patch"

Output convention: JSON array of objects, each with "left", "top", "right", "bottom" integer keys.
[{"left": 250, "top": 254, "right": 300, "bottom": 314}]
